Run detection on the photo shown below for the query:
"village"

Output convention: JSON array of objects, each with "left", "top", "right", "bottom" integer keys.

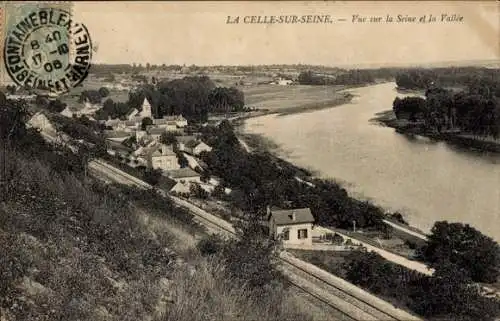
[{"left": 3, "top": 63, "right": 500, "bottom": 321}]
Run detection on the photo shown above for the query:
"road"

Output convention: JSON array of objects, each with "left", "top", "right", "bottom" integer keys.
[
  {"left": 382, "top": 219, "right": 428, "bottom": 241},
  {"left": 317, "top": 226, "right": 434, "bottom": 276}
]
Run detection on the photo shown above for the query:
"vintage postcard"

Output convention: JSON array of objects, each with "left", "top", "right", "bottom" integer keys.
[{"left": 1, "top": 1, "right": 499, "bottom": 321}]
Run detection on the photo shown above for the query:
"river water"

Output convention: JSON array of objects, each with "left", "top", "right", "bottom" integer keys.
[{"left": 243, "top": 82, "right": 500, "bottom": 241}]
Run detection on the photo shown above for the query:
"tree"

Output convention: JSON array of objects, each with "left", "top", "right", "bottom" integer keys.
[
  {"left": 0, "top": 92, "right": 6, "bottom": 106},
  {"left": 200, "top": 171, "right": 210, "bottom": 183},
  {"left": 98, "top": 87, "right": 110, "bottom": 98},
  {"left": 211, "top": 185, "right": 225, "bottom": 198},
  {"left": 102, "top": 98, "right": 115, "bottom": 115},
  {"left": 409, "top": 262, "right": 500, "bottom": 320},
  {"left": 143, "top": 168, "right": 162, "bottom": 186},
  {"left": 159, "top": 132, "right": 177, "bottom": 145},
  {"left": 47, "top": 99, "right": 67, "bottom": 113},
  {"left": 77, "top": 141, "right": 107, "bottom": 178},
  {"left": 197, "top": 234, "right": 224, "bottom": 256},
  {"left": 176, "top": 152, "right": 189, "bottom": 168},
  {"left": 141, "top": 117, "right": 153, "bottom": 130},
  {"left": 189, "top": 182, "right": 208, "bottom": 199},
  {"left": 422, "top": 221, "right": 500, "bottom": 283},
  {"left": 220, "top": 220, "right": 281, "bottom": 289},
  {"left": 5, "top": 85, "right": 16, "bottom": 95}
]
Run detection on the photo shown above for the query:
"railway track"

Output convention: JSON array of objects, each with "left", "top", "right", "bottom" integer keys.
[{"left": 89, "top": 159, "right": 423, "bottom": 321}]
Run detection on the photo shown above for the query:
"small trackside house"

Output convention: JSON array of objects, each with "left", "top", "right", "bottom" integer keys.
[{"left": 268, "top": 207, "right": 315, "bottom": 247}]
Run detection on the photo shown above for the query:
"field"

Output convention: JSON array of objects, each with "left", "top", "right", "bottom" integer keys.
[
  {"left": 241, "top": 84, "right": 351, "bottom": 114},
  {"left": 59, "top": 71, "right": 352, "bottom": 115}
]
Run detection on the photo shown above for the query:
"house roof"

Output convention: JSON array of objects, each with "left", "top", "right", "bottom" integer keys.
[
  {"left": 106, "top": 139, "right": 134, "bottom": 153},
  {"left": 148, "top": 127, "right": 166, "bottom": 135},
  {"left": 104, "top": 130, "right": 132, "bottom": 138},
  {"left": 126, "top": 108, "right": 138, "bottom": 117},
  {"left": 167, "top": 167, "right": 200, "bottom": 179},
  {"left": 153, "top": 118, "right": 178, "bottom": 126},
  {"left": 185, "top": 140, "right": 200, "bottom": 149},
  {"left": 157, "top": 176, "right": 177, "bottom": 191},
  {"left": 176, "top": 135, "right": 197, "bottom": 144},
  {"left": 149, "top": 144, "right": 176, "bottom": 157},
  {"left": 269, "top": 208, "right": 314, "bottom": 225}
]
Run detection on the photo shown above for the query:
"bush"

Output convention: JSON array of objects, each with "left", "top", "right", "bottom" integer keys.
[{"left": 196, "top": 234, "right": 224, "bottom": 256}]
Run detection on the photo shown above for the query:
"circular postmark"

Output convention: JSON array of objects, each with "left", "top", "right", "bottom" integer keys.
[{"left": 4, "top": 7, "right": 92, "bottom": 94}]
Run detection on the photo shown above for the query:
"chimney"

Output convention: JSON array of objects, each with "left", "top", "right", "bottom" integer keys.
[{"left": 289, "top": 211, "right": 296, "bottom": 221}]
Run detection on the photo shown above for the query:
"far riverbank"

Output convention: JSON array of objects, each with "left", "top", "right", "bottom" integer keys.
[{"left": 372, "top": 110, "right": 500, "bottom": 154}]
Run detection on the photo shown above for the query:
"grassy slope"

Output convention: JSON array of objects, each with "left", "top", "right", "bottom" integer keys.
[
  {"left": 0, "top": 147, "right": 320, "bottom": 321},
  {"left": 0, "top": 150, "right": 174, "bottom": 321}
]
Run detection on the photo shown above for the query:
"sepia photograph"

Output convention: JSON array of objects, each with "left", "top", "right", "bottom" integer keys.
[{"left": 1, "top": 1, "right": 499, "bottom": 320}]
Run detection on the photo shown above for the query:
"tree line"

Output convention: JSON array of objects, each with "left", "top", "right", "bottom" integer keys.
[
  {"left": 95, "top": 76, "right": 245, "bottom": 122},
  {"left": 395, "top": 67, "right": 500, "bottom": 96},
  {"left": 297, "top": 68, "right": 400, "bottom": 86},
  {"left": 393, "top": 85, "right": 500, "bottom": 137}
]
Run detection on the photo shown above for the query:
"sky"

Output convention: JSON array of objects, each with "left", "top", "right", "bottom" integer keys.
[{"left": 59, "top": 1, "right": 500, "bottom": 67}]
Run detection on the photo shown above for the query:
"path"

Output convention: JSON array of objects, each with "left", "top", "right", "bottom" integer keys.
[{"left": 316, "top": 226, "right": 434, "bottom": 276}]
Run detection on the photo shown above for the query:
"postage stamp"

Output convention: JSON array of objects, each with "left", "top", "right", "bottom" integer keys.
[{"left": 1, "top": 2, "right": 92, "bottom": 93}]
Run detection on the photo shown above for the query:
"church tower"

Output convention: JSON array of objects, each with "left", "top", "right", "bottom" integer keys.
[{"left": 140, "top": 97, "right": 152, "bottom": 118}]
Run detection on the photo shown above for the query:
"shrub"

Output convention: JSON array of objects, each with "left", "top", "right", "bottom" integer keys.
[{"left": 196, "top": 234, "right": 224, "bottom": 256}]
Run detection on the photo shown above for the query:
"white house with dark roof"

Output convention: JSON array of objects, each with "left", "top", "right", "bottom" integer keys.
[
  {"left": 268, "top": 207, "right": 315, "bottom": 247},
  {"left": 147, "top": 144, "right": 180, "bottom": 171}
]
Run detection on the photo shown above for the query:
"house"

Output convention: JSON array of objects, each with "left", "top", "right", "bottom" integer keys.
[
  {"left": 60, "top": 106, "right": 74, "bottom": 118},
  {"left": 278, "top": 78, "right": 293, "bottom": 86},
  {"left": 176, "top": 135, "right": 197, "bottom": 151},
  {"left": 104, "top": 130, "right": 131, "bottom": 143},
  {"left": 184, "top": 140, "right": 212, "bottom": 156},
  {"left": 160, "top": 115, "right": 187, "bottom": 128},
  {"left": 170, "top": 180, "right": 191, "bottom": 194},
  {"left": 166, "top": 167, "right": 201, "bottom": 183},
  {"left": 135, "top": 130, "right": 148, "bottom": 142},
  {"left": 27, "top": 112, "right": 57, "bottom": 135},
  {"left": 106, "top": 139, "right": 134, "bottom": 158},
  {"left": 147, "top": 127, "right": 167, "bottom": 140},
  {"left": 268, "top": 207, "right": 315, "bottom": 247},
  {"left": 183, "top": 152, "right": 205, "bottom": 171},
  {"left": 163, "top": 121, "right": 178, "bottom": 132},
  {"left": 147, "top": 144, "right": 180, "bottom": 171},
  {"left": 154, "top": 115, "right": 188, "bottom": 128},
  {"left": 126, "top": 108, "right": 139, "bottom": 120}
]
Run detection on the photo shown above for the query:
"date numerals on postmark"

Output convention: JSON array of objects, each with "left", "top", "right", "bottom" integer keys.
[{"left": 29, "top": 30, "right": 68, "bottom": 72}]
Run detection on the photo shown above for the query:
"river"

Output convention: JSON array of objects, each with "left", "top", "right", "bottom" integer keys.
[{"left": 243, "top": 82, "right": 500, "bottom": 241}]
